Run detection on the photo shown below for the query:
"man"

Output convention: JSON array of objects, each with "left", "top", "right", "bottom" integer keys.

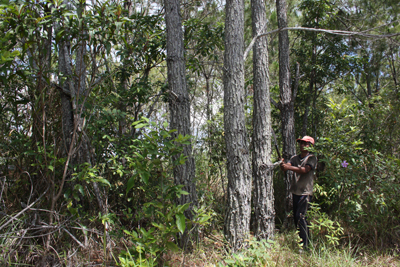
[{"left": 280, "top": 136, "right": 317, "bottom": 249}]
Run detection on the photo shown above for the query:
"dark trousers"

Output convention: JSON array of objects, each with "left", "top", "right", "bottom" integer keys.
[{"left": 293, "top": 194, "right": 312, "bottom": 248}]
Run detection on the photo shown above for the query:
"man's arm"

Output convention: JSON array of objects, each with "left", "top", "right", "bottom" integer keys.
[{"left": 280, "top": 162, "right": 312, "bottom": 174}]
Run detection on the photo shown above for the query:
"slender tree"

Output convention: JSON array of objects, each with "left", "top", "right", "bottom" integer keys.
[
  {"left": 223, "top": 0, "right": 252, "bottom": 251},
  {"left": 251, "top": 0, "right": 275, "bottom": 239},
  {"left": 56, "top": 0, "right": 106, "bottom": 221},
  {"left": 164, "top": 0, "right": 197, "bottom": 247},
  {"left": 276, "top": 0, "right": 296, "bottom": 226}
]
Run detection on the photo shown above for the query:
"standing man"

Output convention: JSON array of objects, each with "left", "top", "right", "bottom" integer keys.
[{"left": 280, "top": 136, "right": 317, "bottom": 249}]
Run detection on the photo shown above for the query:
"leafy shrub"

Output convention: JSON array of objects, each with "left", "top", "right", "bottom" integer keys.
[
  {"left": 115, "top": 119, "right": 213, "bottom": 266},
  {"left": 308, "top": 202, "right": 344, "bottom": 247},
  {"left": 314, "top": 98, "right": 400, "bottom": 248},
  {"left": 220, "top": 237, "right": 274, "bottom": 267}
]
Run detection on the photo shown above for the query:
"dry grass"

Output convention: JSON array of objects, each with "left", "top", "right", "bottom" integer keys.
[{"left": 2, "top": 227, "right": 399, "bottom": 267}]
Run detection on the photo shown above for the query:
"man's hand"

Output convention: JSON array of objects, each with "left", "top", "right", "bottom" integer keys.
[
  {"left": 280, "top": 162, "right": 291, "bottom": 172},
  {"left": 279, "top": 159, "right": 290, "bottom": 172}
]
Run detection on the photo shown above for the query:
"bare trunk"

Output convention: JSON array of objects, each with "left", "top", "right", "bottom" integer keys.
[
  {"left": 251, "top": 0, "right": 275, "bottom": 240},
  {"left": 276, "top": 0, "right": 296, "bottom": 226},
  {"left": 223, "top": 0, "right": 252, "bottom": 251},
  {"left": 165, "top": 0, "right": 197, "bottom": 249}
]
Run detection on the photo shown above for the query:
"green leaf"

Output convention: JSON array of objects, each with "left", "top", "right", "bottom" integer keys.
[
  {"left": 134, "top": 123, "right": 147, "bottom": 129},
  {"left": 126, "top": 177, "right": 135, "bottom": 194},
  {"left": 166, "top": 241, "right": 181, "bottom": 252},
  {"left": 176, "top": 213, "right": 186, "bottom": 234},
  {"left": 140, "top": 171, "right": 149, "bottom": 184},
  {"left": 178, "top": 189, "right": 189, "bottom": 196},
  {"left": 124, "top": 229, "right": 138, "bottom": 239},
  {"left": 96, "top": 178, "right": 111, "bottom": 187},
  {"left": 151, "top": 222, "right": 165, "bottom": 231},
  {"left": 198, "top": 215, "right": 211, "bottom": 224},
  {"left": 177, "top": 203, "right": 190, "bottom": 213}
]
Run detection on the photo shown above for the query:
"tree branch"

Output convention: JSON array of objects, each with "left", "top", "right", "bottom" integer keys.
[{"left": 244, "top": 26, "right": 400, "bottom": 61}]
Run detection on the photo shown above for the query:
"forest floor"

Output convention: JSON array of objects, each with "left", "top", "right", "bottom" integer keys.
[{"left": 3, "top": 230, "right": 400, "bottom": 266}]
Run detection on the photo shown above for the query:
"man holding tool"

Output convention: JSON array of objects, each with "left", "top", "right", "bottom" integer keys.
[{"left": 280, "top": 136, "right": 317, "bottom": 249}]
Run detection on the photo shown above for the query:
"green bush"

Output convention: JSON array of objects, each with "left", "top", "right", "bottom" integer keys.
[
  {"left": 115, "top": 119, "right": 212, "bottom": 266},
  {"left": 314, "top": 98, "right": 400, "bottom": 248}
]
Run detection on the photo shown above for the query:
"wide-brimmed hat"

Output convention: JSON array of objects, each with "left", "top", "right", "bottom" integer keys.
[{"left": 296, "top": 136, "right": 315, "bottom": 145}]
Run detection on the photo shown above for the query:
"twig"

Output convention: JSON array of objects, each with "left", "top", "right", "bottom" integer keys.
[
  {"left": 0, "top": 187, "right": 49, "bottom": 232},
  {"left": 67, "top": 248, "right": 79, "bottom": 259},
  {"left": 63, "top": 227, "right": 86, "bottom": 248}
]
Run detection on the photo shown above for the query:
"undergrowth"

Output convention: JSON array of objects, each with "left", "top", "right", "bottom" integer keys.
[{"left": 1, "top": 224, "right": 399, "bottom": 266}]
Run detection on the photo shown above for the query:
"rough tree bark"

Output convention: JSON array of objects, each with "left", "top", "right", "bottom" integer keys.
[
  {"left": 164, "top": 0, "right": 197, "bottom": 247},
  {"left": 251, "top": 0, "right": 275, "bottom": 240},
  {"left": 223, "top": 0, "right": 252, "bottom": 251},
  {"left": 276, "top": 0, "right": 296, "bottom": 227}
]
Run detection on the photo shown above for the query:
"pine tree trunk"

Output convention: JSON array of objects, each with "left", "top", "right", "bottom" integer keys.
[
  {"left": 165, "top": 0, "right": 197, "bottom": 248},
  {"left": 276, "top": 0, "right": 296, "bottom": 226},
  {"left": 223, "top": 0, "right": 252, "bottom": 251},
  {"left": 251, "top": 0, "right": 275, "bottom": 240}
]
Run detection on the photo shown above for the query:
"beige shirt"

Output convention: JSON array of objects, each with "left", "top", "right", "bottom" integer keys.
[{"left": 289, "top": 154, "right": 317, "bottom": 195}]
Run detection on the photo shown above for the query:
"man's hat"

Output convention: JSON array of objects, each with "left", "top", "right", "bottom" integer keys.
[{"left": 296, "top": 136, "right": 315, "bottom": 145}]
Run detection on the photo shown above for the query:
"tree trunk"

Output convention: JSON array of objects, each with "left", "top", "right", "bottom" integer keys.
[
  {"left": 276, "top": 0, "right": 296, "bottom": 227},
  {"left": 59, "top": 39, "right": 75, "bottom": 157},
  {"left": 223, "top": 0, "right": 252, "bottom": 251},
  {"left": 251, "top": 0, "right": 275, "bottom": 240},
  {"left": 164, "top": 0, "right": 197, "bottom": 248},
  {"left": 57, "top": 0, "right": 106, "bottom": 215}
]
